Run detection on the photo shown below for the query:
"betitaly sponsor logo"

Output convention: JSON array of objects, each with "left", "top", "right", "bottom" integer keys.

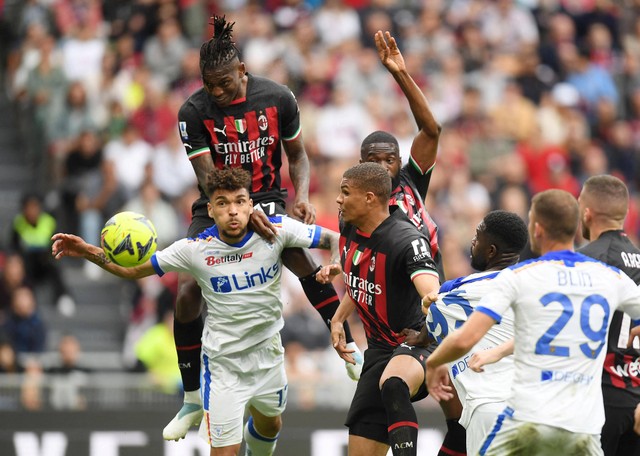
[{"left": 205, "top": 252, "right": 253, "bottom": 266}]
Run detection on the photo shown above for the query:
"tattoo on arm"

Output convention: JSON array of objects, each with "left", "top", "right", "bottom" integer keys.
[{"left": 89, "top": 252, "right": 112, "bottom": 266}]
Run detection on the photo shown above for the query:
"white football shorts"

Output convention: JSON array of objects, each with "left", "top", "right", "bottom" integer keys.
[
  {"left": 479, "top": 407, "right": 603, "bottom": 456},
  {"left": 198, "top": 333, "right": 288, "bottom": 447}
]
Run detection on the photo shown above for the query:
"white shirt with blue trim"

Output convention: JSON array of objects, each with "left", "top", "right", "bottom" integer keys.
[
  {"left": 427, "top": 270, "right": 515, "bottom": 428},
  {"left": 151, "top": 215, "right": 322, "bottom": 358},
  {"left": 476, "top": 250, "right": 640, "bottom": 434}
]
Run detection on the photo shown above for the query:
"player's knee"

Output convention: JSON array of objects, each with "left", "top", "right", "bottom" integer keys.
[
  {"left": 380, "top": 376, "right": 410, "bottom": 407},
  {"left": 175, "top": 277, "right": 203, "bottom": 322},
  {"left": 282, "top": 247, "right": 318, "bottom": 277}
]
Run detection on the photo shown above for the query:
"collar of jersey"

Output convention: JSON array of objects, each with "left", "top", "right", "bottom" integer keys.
[{"left": 198, "top": 225, "right": 254, "bottom": 247}]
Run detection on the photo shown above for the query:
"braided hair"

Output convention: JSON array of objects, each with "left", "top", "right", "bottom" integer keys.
[{"left": 200, "top": 15, "right": 240, "bottom": 74}]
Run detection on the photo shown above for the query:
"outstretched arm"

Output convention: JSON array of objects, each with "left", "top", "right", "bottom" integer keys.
[
  {"left": 51, "top": 233, "right": 155, "bottom": 280},
  {"left": 283, "top": 135, "right": 315, "bottom": 224},
  {"left": 375, "top": 30, "right": 441, "bottom": 172},
  {"left": 469, "top": 339, "right": 515, "bottom": 373}
]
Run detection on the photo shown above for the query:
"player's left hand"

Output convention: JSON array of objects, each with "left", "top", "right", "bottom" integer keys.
[
  {"left": 375, "top": 30, "right": 405, "bottom": 74},
  {"left": 249, "top": 210, "right": 277, "bottom": 243},
  {"left": 316, "top": 263, "right": 342, "bottom": 284},
  {"left": 421, "top": 291, "right": 438, "bottom": 315},
  {"left": 426, "top": 363, "right": 454, "bottom": 402},
  {"left": 292, "top": 199, "right": 316, "bottom": 224},
  {"left": 399, "top": 327, "right": 430, "bottom": 347},
  {"left": 628, "top": 325, "right": 640, "bottom": 349}
]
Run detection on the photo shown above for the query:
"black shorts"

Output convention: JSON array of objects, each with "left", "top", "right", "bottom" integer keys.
[
  {"left": 187, "top": 201, "right": 287, "bottom": 238},
  {"left": 346, "top": 341, "right": 437, "bottom": 444},
  {"left": 601, "top": 404, "right": 640, "bottom": 456}
]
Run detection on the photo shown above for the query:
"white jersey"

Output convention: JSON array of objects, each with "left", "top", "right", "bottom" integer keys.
[
  {"left": 477, "top": 250, "right": 640, "bottom": 434},
  {"left": 427, "top": 270, "right": 515, "bottom": 428},
  {"left": 151, "top": 215, "right": 323, "bottom": 358}
]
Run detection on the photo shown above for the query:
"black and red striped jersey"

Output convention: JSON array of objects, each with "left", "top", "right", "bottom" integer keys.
[
  {"left": 578, "top": 230, "right": 640, "bottom": 406},
  {"left": 178, "top": 73, "right": 301, "bottom": 216},
  {"left": 340, "top": 208, "right": 439, "bottom": 350},
  {"left": 390, "top": 159, "right": 444, "bottom": 282}
]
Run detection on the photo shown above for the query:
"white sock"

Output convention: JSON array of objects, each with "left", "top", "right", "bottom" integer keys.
[
  {"left": 184, "top": 388, "right": 201, "bottom": 406},
  {"left": 243, "top": 416, "right": 278, "bottom": 456}
]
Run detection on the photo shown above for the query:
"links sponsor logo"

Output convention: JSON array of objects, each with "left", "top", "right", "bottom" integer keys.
[
  {"left": 541, "top": 370, "right": 593, "bottom": 385},
  {"left": 210, "top": 262, "right": 280, "bottom": 293},
  {"left": 206, "top": 252, "right": 252, "bottom": 266}
]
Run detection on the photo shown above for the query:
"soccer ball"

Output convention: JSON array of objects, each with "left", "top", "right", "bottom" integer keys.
[{"left": 101, "top": 211, "right": 158, "bottom": 267}]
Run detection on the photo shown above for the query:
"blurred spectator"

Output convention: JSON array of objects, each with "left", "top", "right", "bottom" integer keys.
[
  {"left": 60, "top": 130, "right": 123, "bottom": 244},
  {"left": 129, "top": 83, "right": 177, "bottom": 146},
  {"left": 20, "top": 358, "right": 44, "bottom": 411},
  {"left": 314, "top": 0, "right": 362, "bottom": 50},
  {"left": 10, "top": 193, "right": 76, "bottom": 316},
  {"left": 560, "top": 42, "right": 619, "bottom": 123},
  {"left": 3, "top": 286, "right": 46, "bottom": 354},
  {"left": 151, "top": 133, "right": 197, "bottom": 202},
  {"left": 479, "top": 0, "right": 539, "bottom": 55},
  {"left": 103, "top": 124, "right": 153, "bottom": 199},
  {"left": 53, "top": 0, "right": 103, "bottom": 38},
  {"left": 314, "top": 84, "right": 375, "bottom": 165},
  {"left": 59, "top": 21, "right": 106, "bottom": 99},
  {"left": 122, "top": 180, "right": 180, "bottom": 249},
  {"left": 46, "top": 81, "right": 97, "bottom": 183},
  {"left": 134, "top": 290, "right": 181, "bottom": 395},
  {"left": 0, "top": 338, "right": 24, "bottom": 374},
  {"left": 46, "top": 334, "right": 90, "bottom": 410},
  {"left": 143, "top": 17, "right": 190, "bottom": 88},
  {"left": 539, "top": 12, "right": 577, "bottom": 79},
  {"left": 0, "top": 254, "right": 32, "bottom": 319}
]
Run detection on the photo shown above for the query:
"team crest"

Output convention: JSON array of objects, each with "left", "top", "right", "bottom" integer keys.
[
  {"left": 258, "top": 114, "right": 268, "bottom": 131},
  {"left": 352, "top": 250, "right": 362, "bottom": 266},
  {"left": 213, "top": 425, "right": 224, "bottom": 438},
  {"left": 369, "top": 255, "right": 376, "bottom": 272},
  {"left": 234, "top": 119, "right": 247, "bottom": 134}
]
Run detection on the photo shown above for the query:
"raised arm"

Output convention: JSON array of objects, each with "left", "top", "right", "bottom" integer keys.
[
  {"left": 51, "top": 233, "right": 155, "bottom": 280},
  {"left": 283, "top": 135, "right": 315, "bottom": 224},
  {"left": 189, "top": 154, "right": 216, "bottom": 199},
  {"left": 375, "top": 30, "right": 441, "bottom": 172},
  {"left": 330, "top": 292, "right": 357, "bottom": 364},
  {"left": 316, "top": 228, "right": 341, "bottom": 266}
]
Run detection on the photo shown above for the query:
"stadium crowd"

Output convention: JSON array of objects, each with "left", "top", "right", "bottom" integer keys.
[{"left": 1, "top": 0, "right": 640, "bottom": 412}]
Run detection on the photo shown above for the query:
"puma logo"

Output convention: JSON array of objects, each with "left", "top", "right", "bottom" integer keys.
[{"left": 214, "top": 125, "right": 227, "bottom": 137}]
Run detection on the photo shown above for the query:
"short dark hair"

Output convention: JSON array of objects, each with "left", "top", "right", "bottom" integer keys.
[
  {"left": 582, "top": 174, "right": 628, "bottom": 222},
  {"left": 343, "top": 162, "right": 391, "bottom": 201},
  {"left": 200, "top": 15, "right": 240, "bottom": 75},
  {"left": 360, "top": 130, "right": 399, "bottom": 158},
  {"left": 206, "top": 167, "right": 251, "bottom": 196},
  {"left": 532, "top": 189, "right": 579, "bottom": 242},
  {"left": 483, "top": 210, "right": 528, "bottom": 254}
]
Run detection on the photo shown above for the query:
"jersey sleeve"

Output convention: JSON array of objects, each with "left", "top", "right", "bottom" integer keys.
[
  {"left": 151, "top": 238, "right": 194, "bottom": 277},
  {"left": 178, "top": 101, "right": 211, "bottom": 160},
  {"left": 475, "top": 269, "right": 519, "bottom": 323},
  {"left": 400, "top": 164, "right": 432, "bottom": 201},
  {"left": 276, "top": 216, "right": 321, "bottom": 249},
  {"left": 279, "top": 88, "right": 302, "bottom": 141},
  {"left": 616, "top": 273, "right": 640, "bottom": 320},
  {"left": 401, "top": 231, "right": 439, "bottom": 281}
]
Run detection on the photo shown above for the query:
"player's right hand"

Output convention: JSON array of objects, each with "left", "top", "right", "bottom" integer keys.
[
  {"left": 315, "top": 263, "right": 342, "bottom": 284},
  {"left": 249, "top": 210, "right": 277, "bottom": 243},
  {"left": 331, "top": 321, "right": 355, "bottom": 364},
  {"left": 421, "top": 291, "right": 438, "bottom": 314},
  {"left": 292, "top": 199, "right": 316, "bottom": 224},
  {"left": 51, "top": 233, "right": 89, "bottom": 259},
  {"left": 426, "top": 364, "right": 454, "bottom": 402}
]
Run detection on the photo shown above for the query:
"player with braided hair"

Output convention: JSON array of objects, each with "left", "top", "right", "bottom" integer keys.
[{"left": 165, "top": 15, "right": 362, "bottom": 444}]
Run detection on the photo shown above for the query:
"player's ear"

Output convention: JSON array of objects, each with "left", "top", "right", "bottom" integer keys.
[
  {"left": 207, "top": 202, "right": 214, "bottom": 219},
  {"left": 238, "top": 62, "right": 246, "bottom": 77},
  {"left": 582, "top": 207, "right": 592, "bottom": 225},
  {"left": 249, "top": 199, "right": 254, "bottom": 215}
]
